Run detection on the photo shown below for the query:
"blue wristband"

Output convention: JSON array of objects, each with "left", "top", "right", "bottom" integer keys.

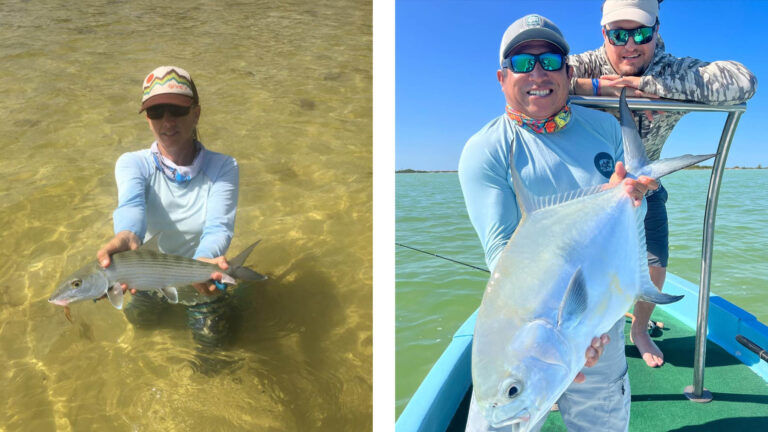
[
  {"left": 214, "top": 280, "right": 227, "bottom": 291},
  {"left": 592, "top": 78, "right": 599, "bottom": 96}
]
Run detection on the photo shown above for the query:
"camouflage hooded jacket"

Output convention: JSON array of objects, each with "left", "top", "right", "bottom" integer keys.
[{"left": 568, "top": 41, "right": 757, "bottom": 161}]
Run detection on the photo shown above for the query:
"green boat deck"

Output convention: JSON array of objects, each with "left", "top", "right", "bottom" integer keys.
[{"left": 446, "top": 307, "right": 768, "bottom": 430}]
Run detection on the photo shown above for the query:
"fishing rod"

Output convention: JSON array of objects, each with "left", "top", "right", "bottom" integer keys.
[{"left": 395, "top": 243, "right": 490, "bottom": 274}]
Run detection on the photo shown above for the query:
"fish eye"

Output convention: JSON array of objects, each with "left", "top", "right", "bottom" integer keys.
[
  {"left": 500, "top": 378, "right": 523, "bottom": 400},
  {"left": 507, "top": 385, "right": 520, "bottom": 398},
  {"left": 71, "top": 279, "right": 82, "bottom": 288}
]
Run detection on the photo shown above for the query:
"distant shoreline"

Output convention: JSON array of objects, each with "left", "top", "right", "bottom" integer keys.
[{"left": 397, "top": 165, "right": 767, "bottom": 173}]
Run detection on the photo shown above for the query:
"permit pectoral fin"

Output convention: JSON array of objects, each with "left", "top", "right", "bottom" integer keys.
[
  {"left": 557, "top": 267, "right": 588, "bottom": 329},
  {"left": 106, "top": 283, "right": 124, "bottom": 310},
  {"left": 159, "top": 287, "right": 179, "bottom": 304}
]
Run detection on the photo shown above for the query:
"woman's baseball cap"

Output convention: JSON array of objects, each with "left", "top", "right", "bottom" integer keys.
[
  {"left": 499, "top": 14, "right": 569, "bottom": 66},
  {"left": 139, "top": 66, "right": 198, "bottom": 113}
]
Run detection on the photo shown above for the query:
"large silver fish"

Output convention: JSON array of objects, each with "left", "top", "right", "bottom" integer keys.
[
  {"left": 49, "top": 237, "right": 267, "bottom": 310},
  {"left": 471, "top": 89, "right": 715, "bottom": 430}
]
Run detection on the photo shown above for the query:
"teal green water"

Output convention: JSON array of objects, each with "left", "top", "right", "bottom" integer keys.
[{"left": 395, "top": 169, "right": 768, "bottom": 416}]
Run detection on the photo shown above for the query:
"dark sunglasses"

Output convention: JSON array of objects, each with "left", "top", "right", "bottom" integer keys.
[
  {"left": 605, "top": 26, "right": 655, "bottom": 46},
  {"left": 146, "top": 104, "right": 192, "bottom": 120},
  {"left": 502, "top": 52, "right": 564, "bottom": 74}
]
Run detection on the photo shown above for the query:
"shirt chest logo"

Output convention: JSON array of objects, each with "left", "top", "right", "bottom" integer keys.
[{"left": 594, "top": 152, "right": 615, "bottom": 179}]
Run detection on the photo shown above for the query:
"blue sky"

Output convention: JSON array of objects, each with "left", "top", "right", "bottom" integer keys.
[{"left": 395, "top": 0, "right": 768, "bottom": 170}]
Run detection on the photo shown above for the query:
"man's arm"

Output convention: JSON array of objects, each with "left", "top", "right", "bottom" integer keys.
[
  {"left": 458, "top": 132, "right": 520, "bottom": 272},
  {"left": 638, "top": 56, "right": 757, "bottom": 104}
]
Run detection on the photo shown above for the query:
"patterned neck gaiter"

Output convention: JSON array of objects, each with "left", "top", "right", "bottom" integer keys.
[{"left": 506, "top": 104, "right": 571, "bottom": 134}]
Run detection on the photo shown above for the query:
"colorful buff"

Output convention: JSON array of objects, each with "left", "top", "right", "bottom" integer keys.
[{"left": 506, "top": 104, "right": 571, "bottom": 134}]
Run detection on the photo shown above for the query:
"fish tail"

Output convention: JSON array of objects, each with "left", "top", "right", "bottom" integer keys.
[{"left": 229, "top": 240, "right": 268, "bottom": 281}]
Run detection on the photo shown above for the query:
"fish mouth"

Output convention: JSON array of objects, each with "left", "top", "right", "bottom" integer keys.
[
  {"left": 48, "top": 297, "right": 69, "bottom": 306},
  {"left": 490, "top": 407, "right": 530, "bottom": 429}
]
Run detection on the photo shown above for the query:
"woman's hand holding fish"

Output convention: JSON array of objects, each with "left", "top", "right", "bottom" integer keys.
[
  {"left": 193, "top": 256, "right": 230, "bottom": 295},
  {"left": 96, "top": 230, "right": 141, "bottom": 295},
  {"left": 574, "top": 334, "right": 611, "bottom": 383},
  {"left": 606, "top": 161, "right": 658, "bottom": 207}
]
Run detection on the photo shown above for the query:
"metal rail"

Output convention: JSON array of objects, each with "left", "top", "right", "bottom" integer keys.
[{"left": 570, "top": 96, "right": 747, "bottom": 402}]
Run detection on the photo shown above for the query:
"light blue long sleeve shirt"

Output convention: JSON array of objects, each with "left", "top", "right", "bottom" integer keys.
[
  {"left": 112, "top": 144, "right": 239, "bottom": 259},
  {"left": 458, "top": 104, "right": 625, "bottom": 272}
]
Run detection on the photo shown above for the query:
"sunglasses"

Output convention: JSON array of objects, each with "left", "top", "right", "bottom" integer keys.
[
  {"left": 605, "top": 26, "right": 655, "bottom": 46},
  {"left": 502, "top": 52, "right": 564, "bottom": 74},
  {"left": 146, "top": 104, "right": 192, "bottom": 120}
]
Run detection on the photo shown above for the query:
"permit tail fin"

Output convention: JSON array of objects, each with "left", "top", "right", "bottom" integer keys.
[
  {"left": 229, "top": 240, "right": 268, "bottom": 281},
  {"left": 619, "top": 88, "right": 716, "bottom": 179}
]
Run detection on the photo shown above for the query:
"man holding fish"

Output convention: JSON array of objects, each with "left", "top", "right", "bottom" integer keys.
[
  {"left": 569, "top": 0, "right": 757, "bottom": 368},
  {"left": 459, "top": 14, "right": 658, "bottom": 432}
]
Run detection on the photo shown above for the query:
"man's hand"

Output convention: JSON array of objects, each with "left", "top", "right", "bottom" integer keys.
[
  {"left": 574, "top": 334, "right": 610, "bottom": 383},
  {"left": 193, "top": 256, "right": 230, "bottom": 295},
  {"left": 604, "top": 161, "right": 658, "bottom": 207},
  {"left": 598, "top": 75, "right": 664, "bottom": 121}
]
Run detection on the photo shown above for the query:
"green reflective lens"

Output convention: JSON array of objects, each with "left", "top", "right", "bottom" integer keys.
[
  {"left": 606, "top": 26, "right": 655, "bottom": 46},
  {"left": 505, "top": 53, "right": 564, "bottom": 73}
]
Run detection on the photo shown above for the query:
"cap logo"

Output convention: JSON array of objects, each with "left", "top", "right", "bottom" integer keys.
[
  {"left": 142, "top": 70, "right": 192, "bottom": 99},
  {"left": 525, "top": 15, "right": 542, "bottom": 28}
]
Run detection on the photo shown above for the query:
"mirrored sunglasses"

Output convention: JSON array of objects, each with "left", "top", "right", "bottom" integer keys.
[
  {"left": 502, "top": 53, "right": 564, "bottom": 74},
  {"left": 605, "top": 26, "right": 655, "bottom": 46},
  {"left": 146, "top": 104, "right": 192, "bottom": 120}
]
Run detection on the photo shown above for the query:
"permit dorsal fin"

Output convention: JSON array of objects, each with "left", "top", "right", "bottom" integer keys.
[{"left": 557, "top": 267, "right": 588, "bottom": 328}]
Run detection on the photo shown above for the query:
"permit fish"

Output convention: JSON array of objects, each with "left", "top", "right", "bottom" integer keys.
[
  {"left": 471, "top": 89, "right": 715, "bottom": 430},
  {"left": 49, "top": 237, "right": 267, "bottom": 310}
]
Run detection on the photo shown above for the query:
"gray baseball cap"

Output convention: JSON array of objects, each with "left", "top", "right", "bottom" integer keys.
[{"left": 499, "top": 14, "right": 569, "bottom": 66}]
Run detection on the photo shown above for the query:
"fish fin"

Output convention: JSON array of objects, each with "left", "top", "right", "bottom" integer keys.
[
  {"left": 645, "top": 154, "right": 716, "bottom": 179},
  {"left": 638, "top": 283, "right": 684, "bottom": 305},
  {"left": 557, "top": 267, "right": 588, "bottom": 329},
  {"left": 160, "top": 287, "right": 179, "bottom": 304},
  {"left": 619, "top": 88, "right": 651, "bottom": 174},
  {"left": 618, "top": 88, "right": 715, "bottom": 178},
  {"left": 106, "top": 283, "right": 124, "bottom": 310},
  {"left": 220, "top": 274, "right": 236, "bottom": 285},
  {"left": 141, "top": 234, "right": 162, "bottom": 252},
  {"left": 529, "top": 185, "right": 606, "bottom": 212},
  {"left": 229, "top": 240, "right": 269, "bottom": 281}
]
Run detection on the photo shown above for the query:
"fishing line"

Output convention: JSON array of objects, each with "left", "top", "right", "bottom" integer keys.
[{"left": 395, "top": 243, "right": 490, "bottom": 273}]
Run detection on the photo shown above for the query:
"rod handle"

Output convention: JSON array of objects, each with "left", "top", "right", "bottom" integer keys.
[{"left": 736, "top": 335, "right": 768, "bottom": 362}]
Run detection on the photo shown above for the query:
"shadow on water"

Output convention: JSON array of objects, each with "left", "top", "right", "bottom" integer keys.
[{"left": 226, "top": 251, "right": 351, "bottom": 429}]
